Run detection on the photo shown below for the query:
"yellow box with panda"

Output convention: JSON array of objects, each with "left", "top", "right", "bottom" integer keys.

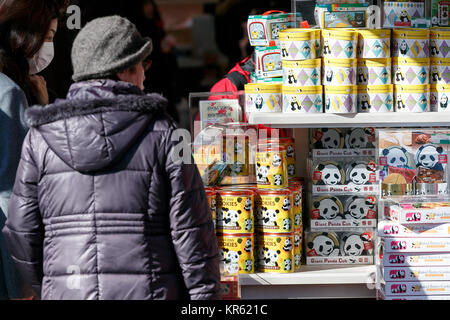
[
  {"left": 217, "top": 233, "right": 254, "bottom": 274},
  {"left": 358, "top": 29, "right": 391, "bottom": 59},
  {"left": 282, "top": 59, "right": 321, "bottom": 87},
  {"left": 358, "top": 85, "right": 394, "bottom": 113},
  {"left": 392, "top": 29, "right": 430, "bottom": 59},
  {"left": 294, "top": 227, "right": 303, "bottom": 271},
  {"left": 256, "top": 144, "right": 288, "bottom": 189},
  {"left": 430, "top": 58, "right": 450, "bottom": 85},
  {"left": 282, "top": 85, "right": 323, "bottom": 114},
  {"left": 256, "top": 232, "right": 295, "bottom": 273},
  {"left": 322, "top": 29, "right": 358, "bottom": 59},
  {"left": 216, "top": 189, "right": 254, "bottom": 234},
  {"left": 395, "top": 84, "right": 430, "bottom": 113},
  {"left": 255, "top": 189, "right": 294, "bottom": 233},
  {"left": 245, "top": 83, "right": 282, "bottom": 113},
  {"left": 393, "top": 57, "right": 430, "bottom": 85},
  {"left": 279, "top": 29, "right": 318, "bottom": 60},
  {"left": 357, "top": 58, "right": 392, "bottom": 85},
  {"left": 430, "top": 84, "right": 450, "bottom": 112},
  {"left": 430, "top": 28, "right": 450, "bottom": 58}
]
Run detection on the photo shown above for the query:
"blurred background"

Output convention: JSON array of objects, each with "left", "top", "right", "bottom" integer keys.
[{"left": 42, "top": 0, "right": 292, "bottom": 130}]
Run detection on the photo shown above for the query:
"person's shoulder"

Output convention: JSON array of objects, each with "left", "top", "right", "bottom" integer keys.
[
  {"left": 149, "top": 111, "right": 179, "bottom": 133},
  {"left": 0, "top": 72, "right": 23, "bottom": 94}
]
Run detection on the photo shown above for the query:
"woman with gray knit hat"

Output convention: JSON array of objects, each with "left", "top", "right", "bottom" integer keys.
[{"left": 2, "top": 16, "right": 221, "bottom": 300}]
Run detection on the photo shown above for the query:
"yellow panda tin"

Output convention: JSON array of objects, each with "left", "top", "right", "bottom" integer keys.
[
  {"left": 256, "top": 232, "right": 295, "bottom": 273},
  {"left": 245, "top": 83, "right": 282, "bottom": 113},
  {"left": 322, "top": 29, "right": 358, "bottom": 59},
  {"left": 357, "top": 85, "right": 394, "bottom": 113},
  {"left": 357, "top": 29, "right": 391, "bottom": 59},
  {"left": 256, "top": 144, "right": 288, "bottom": 189},
  {"left": 393, "top": 29, "right": 430, "bottom": 59},
  {"left": 430, "top": 28, "right": 450, "bottom": 58},
  {"left": 282, "top": 85, "right": 323, "bottom": 113},
  {"left": 217, "top": 233, "right": 254, "bottom": 274},
  {"left": 279, "top": 29, "right": 317, "bottom": 60},
  {"left": 430, "top": 84, "right": 450, "bottom": 112},
  {"left": 216, "top": 189, "right": 254, "bottom": 234},
  {"left": 255, "top": 189, "right": 294, "bottom": 233},
  {"left": 294, "top": 227, "right": 303, "bottom": 271},
  {"left": 357, "top": 58, "right": 392, "bottom": 86},
  {"left": 392, "top": 57, "right": 430, "bottom": 85}
]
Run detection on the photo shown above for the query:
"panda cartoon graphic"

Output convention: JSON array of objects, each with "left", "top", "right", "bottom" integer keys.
[
  {"left": 399, "top": 10, "right": 411, "bottom": 23},
  {"left": 287, "top": 69, "right": 297, "bottom": 84},
  {"left": 347, "top": 162, "right": 376, "bottom": 185},
  {"left": 281, "top": 42, "right": 289, "bottom": 58},
  {"left": 399, "top": 40, "right": 409, "bottom": 56},
  {"left": 313, "top": 197, "right": 343, "bottom": 220},
  {"left": 272, "top": 154, "right": 282, "bottom": 167},
  {"left": 431, "top": 66, "right": 442, "bottom": 82},
  {"left": 244, "top": 198, "right": 252, "bottom": 211},
  {"left": 382, "top": 146, "right": 410, "bottom": 168},
  {"left": 317, "top": 128, "right": 343, "bottom": 149},
  {"left": 244, "top": 219, "right": 253, "bottom": 232},
  {"left": 359, "top": 94, "right": 371, "bottom": 112},
  {"left": 282, "top": 198, "right": 291, "bottom": 211},
  {"left": 345, "top": 128, "right": 373, "bottom": 149},
  {"left": 325, "top": 96, "right": 331, "bottom": 111},
  {"left": 256, "top": 163, "right": 270, "bottom": 184},
  {"left": 430, "top": 39, "right": 440, "bottom": 56},
  {"left": 396, "top": 94, "right": 406, "bottom": 110},
  {"left": 263, "top": 208, "right": 279, "bottom": 227},
  {"left": 244, "top": 239, "right": 252, "bottom": 253},
  {"left": 415, "top": 144, "right": 445, "bottom": 171},
  {"left": 345, "top": 196, "right": 375, "bottom": 220},
  {"left": 271, "top": 24, "right": 280, "bottom": 40},
  {"left": 357, "top": 68, "right": 367, "bottom": 84},
  {"left": 283, "top": 238, "right": 293, "bottom": 252},
  {"left": 441, "top": 94, "right": 448, "bottom": 110},
  {"left": 263, "top": 248, "right": 280, "bottom": 267},
  {"left": 287, "top": 164, "right": 295, "bottom": 177},
  {"left": 395, "top": 67, "right": 405, "bottom": 82},
  {"left": 390, "top": 270, "right": 406, "bottom": 280},
  {"left": 289, "top": 96, "right": 301, "bottom": 111},
  {"left": 255, "top": 94, "right": 264, "bottom": 110},
  {"left": 223, "top": 248, "right": 241, "bottom": 265},
  {"left": 315, "top": 163, "right": 343, "bottom": 185},
  {"left": 418, "top": 70, "right": 428, "bottom": 83},
  {"left": 282, "top": 218, "right": 291, "bottom": 231},
  {"left": 222, "top": 208, "right": 242, "bottom": 228},
  {"left": 323, "top": 39, "right": 331, "bottom": 55},
  {"left": 273, "top": 174, "right": 283, "bottom": 186},
  {"left": 302, "top": 44, "right": 312, "bottom": 57},
  {"left": 307, "top": 233, "right": 340, "bottom": 257},
  {"left": 341, "top": 234, "right": 365, "bottom": 256},
  {"left": 283, "top": 259, "right": 292, "bottom": 271},
  {"left": 325, "top": 69, "right": 334, "bottom": 83},
  {"left": 244, "top": 259, "right": 253, "bottom": 272}
]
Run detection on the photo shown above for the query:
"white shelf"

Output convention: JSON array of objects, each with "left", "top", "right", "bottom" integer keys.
[
  {"left": 239, "top": 265, "right": 377, "bottom": 299},
  {"left": 248, "top": 112, "right": 450, "bottom": 128}
]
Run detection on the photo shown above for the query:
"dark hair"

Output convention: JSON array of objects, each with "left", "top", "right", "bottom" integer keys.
[{"left": 0, "top": 0, "right": 69, "bottom": 88}]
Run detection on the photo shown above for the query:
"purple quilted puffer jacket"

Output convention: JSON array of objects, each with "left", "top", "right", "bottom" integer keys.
[{"left": 2, "top": 80, "right": 221, "bottom": 300}]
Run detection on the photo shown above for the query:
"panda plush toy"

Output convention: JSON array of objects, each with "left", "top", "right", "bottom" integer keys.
[
  {"left": 307, "top": 232, "right": 340, "bottom": 257},
  {"left": 314, "top": 162, "right": 345, "bottom": 185},
  {"left": 313, "top": 128, "right": 344, "bottom": 149},
  {"left": 382, "top": 146, "right": 411, "bottom": 169},
  {"left": 312, "top": 196, "right": 343, "bottom": 220},
  {"left": 415, "top": 144, "right": 445, "bottom": 172},
  {"left": 346, "top": 161, "right": 376, "bottom": 185}
]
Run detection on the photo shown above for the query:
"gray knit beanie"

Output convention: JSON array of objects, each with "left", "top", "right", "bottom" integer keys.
[{"left": 71, "top": 15, "right": 153, "bottom": 82}]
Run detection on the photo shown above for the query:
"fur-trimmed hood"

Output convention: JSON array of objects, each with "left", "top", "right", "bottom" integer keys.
[{"left": 25, "top": 80, "right": 169, "bottom": 173}]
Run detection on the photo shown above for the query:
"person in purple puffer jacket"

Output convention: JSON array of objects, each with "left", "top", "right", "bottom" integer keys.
[{"left": 2, "top": 15, "right": 221, "bottom": 300}]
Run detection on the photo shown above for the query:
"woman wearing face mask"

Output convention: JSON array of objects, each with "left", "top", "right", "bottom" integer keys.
[{"left": 0, "top": 0, "right": 68, "bottom": 299}]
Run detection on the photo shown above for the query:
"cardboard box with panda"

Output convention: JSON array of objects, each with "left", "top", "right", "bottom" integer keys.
[
  {"left": 382, "top": 266, "right": 450, "bottom": 282},
  {"left": 379, "top": 219, "right": 450, "bottom": 238}
]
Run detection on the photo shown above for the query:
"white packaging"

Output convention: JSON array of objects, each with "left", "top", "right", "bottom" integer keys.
[
  {"left": 384, "top": 237, "right": 450, "bottom": 253},
  {"left": 357, "top": 85, "right": 394, "bottom": 113},
  {"left": 383, "top": 266, "right": 450, "bottom": 282},
  {"left": 392, "top": 57, "right": 430, "bottom": 85},
  {"left": 379, "top": 220, "right": 450, "bottom": 238},
  {"left": 358, "top": 29, "right": 391, "bottom": 59},
  {"left": 430, "top": 29, "right": 450, "bottom": 59},
  {"left": 431, "top": 84, "right": 450, "bottom": 112},
  {"left": 430, "top": 58, "right": 450, "bottom": 85},
  {"left": 323, "top": 58, "right": 357, "bottom": 86},
  {"left": 357, "top": 58, "right": 392, "bottom": 86},
  {"left": 392, "top": 29, "right": 430, "bottom": 59},
  {"left": 282, "top": 86, "right": 323, "bottom": 113},
  {"left": 322, "top": 29, "right": 358, "bottom": 59},
  {"left": 383, "top": 252, "right": 450, "bottom": 267},
  {"left": 388, "top": 203, "right": 450, "bottom": 224},
  {"left": 395, "top": 84, "right": 430, "bottom": 113},
  {"left": 384, "top": 281, "right": 450, "bottom": 296},
  {"left": 282, "top": 59, "right": 321, "bottom": 87},
  {"left": 324, "top": 85, "right": 358, "bottom": 114}
]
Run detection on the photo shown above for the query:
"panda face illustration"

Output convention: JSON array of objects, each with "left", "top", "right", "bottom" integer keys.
[
  {"left": 272, "top": 154, "right": 282, "bottom": 167},
  {"left": 244, "top": 219, "right": 253, "bottom": 231},
  {"left": 282, "top": 218, "right": 291, "bottom": 231},
  {"left": 273, "top": 174, "right": 283, "bottom": 186},
  {"left": 264, "top": 248, "right": 280, "bottom": 266},
  {"left": 283, "top": 238, "right": 293, "bottom": 251},
  {"left": 307, "top": 234, "right": 339, "bottom": 257},
  {"left": 287, "top": 145, "right": 294, "bottom": 158},
  {"left": 348, "top": 163, "right": 374, "bottom": 185},
  {"left": 257, "top": 163, "right": 270, "bottom": 183},
  {"left": 321, "top": 129, "right": 342, "bottom": 149},
  {"left": 325, "top": 97, "right": 331, "bottom": 111},
  {"left": 415, "top": 145, "right": 444, "bottom": 170},
  {"left": 326, "top": 69, "right": 333, "bottom": 82},
  {"left": 294, "top": 193, "right": 301, "bottom": 207},
  {"left": 272, "top": 25, "right": 280, "bottom": 39},
  {"left": 223, "top": 208, "right": 241, "bottom": 226},
  {"left": 382, "top": 147, "right": 409, "bottom": 168},
  {"left": 400, "top": 11, "right": 410, "bottom": 22},
  {"left": 224, "top": 249, "right": 241, "bottom": 264},
  {"left": 400, "top": 40, "right": 409, "bottom": 55},
  {"left": 244, "top": 239, "right": 252, "bottom": 252},
  {"left": 294, "top": 233, "right": 301, "bottom": 246},
  {"left": 287, "top": 164, "right": 295, "bottom": 177},
  {"left": 441, "top": 95, "right": 448, "bottom": 109},
  {"left": 313, "top": 197, "right": 342, "bottom": 220},
  {"left": 282, "top": 198, "right": 291, "bottom": 211},
  {"left": 346, "top": 197, "right": 374, "bottom": 219},
  {"left": 317, "top": 163, "right": 342, "bottom": 185},
  {"left": 264, "top": 209, "right": 279, "bottom": 226},
  {"left": 244, "top": 259, "right": 253, "bottom": 271},
  {"left": 346, "top": 128, "right": 369, "bottom": 149},
  {"left": 342, "top": 234, "right": 364, "bottom": 256},
  {"left": 244, "top": 198, "right": 252, "bottom": 211},
  {"left": 283, "top": 259, "right": 292, "bottom": 271},
  {"left": 255, "top": 95, "right": 264, "bottom": 110}
]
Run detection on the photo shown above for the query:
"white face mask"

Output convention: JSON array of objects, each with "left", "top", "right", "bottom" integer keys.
[{"left": 28, "top": 42, "right": 54, "bottom": 75}]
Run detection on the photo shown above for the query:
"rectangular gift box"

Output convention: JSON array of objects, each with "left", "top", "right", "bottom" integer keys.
[{"left": 378, "top": 220, "right": 450, "bottom": 238}]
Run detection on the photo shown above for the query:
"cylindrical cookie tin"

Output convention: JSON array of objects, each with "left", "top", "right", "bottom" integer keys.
[
  {"left": 282, "top": 59, "right": 322, "bottom": 86},
  {"left": 245, "top": 83, "right": 282, "bottom": 113},
  {"left": 255, "top": 189, "right": 294, "bottom": 233},
  {"left": 323, "top": 58, "right": 357, "bottom": 86},
  {"left": 282, "top": 86, "right": 323, "bottom": 114},
  {"left": 358, "top": 85, "right": 394, "bottom": 113},
  {"left": 324, "top": 85, "right": 358, "bottom": 114},
  {"left": 261, "top": 138, "right": 297, "bottom": 179},
  {"left": 322, "top": 29, "right": 358, "bottom": 59},
  {"left": 430, "top": 58, "right": 450, "bottom": 84},
  {"left": 216, "top": 189, "right": 254, "bottom": 234},
  {"left": 310, "top": 196, "right": 344, "bottom": 220},
  {"left": 217, "top": 233, "right": 254, "bottom": 274},
  {"left": 294, "top": 227, "right": 303, "bottom": 271},
  {"left": 394, "top": 84, "right": 430, "bottom": 113},
  {"left": 306, "top": 231, "right": 340, "bottom": 257},
  {"left": 288, "top": 180, "right": 303, "bottom": 228},
  {"left": 256, "top": 145, "right": 288, "bottom": 189},
  {"left": 314, "top": 29, "right": 322, "bottom": 58},
  {"left": 430, "top": 28, "right": 450, "bottom": 58},
  {"left": 279, "top": 29, "right": 317, "bottom": 60},
  {"left": 357, "top": 58, "right": 392, "bottom": 85},
  {"left": 430, "top": 84, "right": 450, "bottom": 112},
  {"left": 392, "top": 29, "right": 430, "bottom": 59},
  {"left": 358, "top": 29, "right": 391, "bottom": 59},
  {"left": 392, "top": 57, "right": 430, "bottom": 85},
  {"left": 256, "top": 232, "right": 295, "bottom": 273},
  {"left": 312, "top": 161, "right": 346, "bottom": 186}
]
